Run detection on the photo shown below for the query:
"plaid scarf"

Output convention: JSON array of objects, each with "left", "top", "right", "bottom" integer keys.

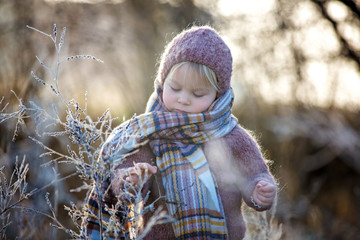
[{"left": 100, "top": 82, "right": 237, "bottom": 239}]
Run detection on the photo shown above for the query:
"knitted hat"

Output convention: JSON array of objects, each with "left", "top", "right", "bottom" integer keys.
[{"left": 157, "top": 26, "right": 233, "bottom": 95}]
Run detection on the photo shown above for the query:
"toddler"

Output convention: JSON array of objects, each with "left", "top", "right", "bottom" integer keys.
[{"left": 84, "top": 26, "right": 277, "bottom": 239}]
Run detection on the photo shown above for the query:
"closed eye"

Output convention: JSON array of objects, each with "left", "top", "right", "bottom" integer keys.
[
  {"left": 171, "top": 86, "right": 180, "bottom": 92},
  {"left": 193, "top": 93, "right": 204, "bottom": 97}
]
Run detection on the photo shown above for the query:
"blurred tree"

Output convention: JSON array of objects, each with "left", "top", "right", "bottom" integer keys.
[
  {"left": 311, "top": 0, "right": 360, "bottom": 67},
  {"left": 203, "top": 0, "right": 360, "bottom": 112}
]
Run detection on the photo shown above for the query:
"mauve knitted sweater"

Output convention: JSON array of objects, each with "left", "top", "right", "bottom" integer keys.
[{"left": 111, "top": 124, "right": 276, "bottom": 240}]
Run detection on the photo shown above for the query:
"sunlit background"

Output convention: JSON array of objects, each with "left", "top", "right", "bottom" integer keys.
[{"left": 1, "top": 0, "right": 360, "bottom": 239}]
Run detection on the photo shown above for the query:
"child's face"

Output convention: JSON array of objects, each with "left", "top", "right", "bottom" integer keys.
[{"left": 163, "top": 64, "right": 217, "bottom": 113}]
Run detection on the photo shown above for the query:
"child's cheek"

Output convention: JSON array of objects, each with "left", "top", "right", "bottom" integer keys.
[{"left": 162, "top": 90, "right": 175, "bottom": 110}]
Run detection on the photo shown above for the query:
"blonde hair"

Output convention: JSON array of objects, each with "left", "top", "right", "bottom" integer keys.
[{"left": 165, "top": 62, "right": 219, "bottom": 91}]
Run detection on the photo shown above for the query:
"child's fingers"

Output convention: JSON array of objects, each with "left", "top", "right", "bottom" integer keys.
[
  {"left": 254, "top": 184, "right": 276, "bottom": 201},
  {"left": 143, "top": 164, "right": 157, "bottom": 174},
  {"left": 135, "top": 163, "right": 148, "bottom": 170},
  {"left": 257, "top": 190, "right": 276, "bottom": 200},
  {"left": 126, "top": 167, "right": 139, "bottom": 176},
  {"left": 253, "top": 192, "right": 274, "bottom": 206},
  {"left": 259, "top": 185, "right": 276, "bottom": 193},
  {"left": 126, "top": 163, "right": 157, "bottom": 184},
  {"left": 134, "top": 163, "right": 157, "bottom": 174},
  {"left": 254, "top": 193, "right": 270, "bottom": 203},
  {"left": 255, "top": 188, "right": 273, "bottom": 198},
  {"left": 125, "top": 174, "right": 139, "bottom": 185},
  {"left": 252, "top": 181, "right": 276, "bottom": 207},
  {"left": 149, "top": 165, "right": 157, "bottom": 174},
  {"left": 256, "top": 180, "right": 271, "bottom": 188},
  {"left": 258, "top": 190, "right": 276, "bottom": 199},
  {"left": 257, "top": 182, "right": 276, "bottom": 193},
  {"left": 122, "top": 163, "right": 158, "bottom": 187},
  {"left": 254, "top": 195, "right": 275, "bottom": 207}
]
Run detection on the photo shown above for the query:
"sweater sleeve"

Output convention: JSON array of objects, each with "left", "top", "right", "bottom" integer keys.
[
  {"left": 226, "top": 125, "right": 276, "bottom": 211},
  {"left": 204, "top": 124, "right": 276, "bottom": 211}
]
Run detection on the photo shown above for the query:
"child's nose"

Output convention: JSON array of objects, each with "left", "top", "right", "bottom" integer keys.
[{"left": 177, "top": 92, "right": 190, "bottom": 105}]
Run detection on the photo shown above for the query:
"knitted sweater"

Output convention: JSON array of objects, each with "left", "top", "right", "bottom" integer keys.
[{"left": 110, "top": 124, "right": 276, "bottom": 239}]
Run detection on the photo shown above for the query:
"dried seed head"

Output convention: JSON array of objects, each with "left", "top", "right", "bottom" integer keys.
[
  {"left": 31, "top": 71, "right": 47, "bottom": 86},
  {"left": 53, "top": 24, "right": 57, "bottom": 38},
  {"left": 65, "top": 55, "right": 104, "bottom": 63},
  {"left": 50, "top": 85, "right": 59, "bottom": 95},
  {"left": 59, "top": 27, "right": 66, "bottom": 50}
]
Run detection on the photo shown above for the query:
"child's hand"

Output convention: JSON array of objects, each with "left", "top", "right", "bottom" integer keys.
[
  {"left": 123, "top": 163, "right": 157, "bottom": 186},
  {"left": 251, "top": 180, "right": 276, "bottom": 208}
]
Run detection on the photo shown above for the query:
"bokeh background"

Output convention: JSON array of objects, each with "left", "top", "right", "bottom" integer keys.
[{"left": 1, "top": 0, "right": 360, "bottom": 239}]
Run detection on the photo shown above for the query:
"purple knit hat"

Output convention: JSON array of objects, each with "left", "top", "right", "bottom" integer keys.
[{"left": 157, "top": 26, "right": 233, "bottom": 95}]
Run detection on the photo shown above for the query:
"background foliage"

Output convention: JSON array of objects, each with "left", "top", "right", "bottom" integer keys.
[{"left": 1, "top": 0, "right": 360, "bottom": 239}]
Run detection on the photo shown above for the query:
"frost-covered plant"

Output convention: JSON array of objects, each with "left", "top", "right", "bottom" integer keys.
[
  {"left": 24, "top": 24, "right": 170, "bottom": 239},
  {"left": 0, "top": 156, "right": 33, "bottom": 238},
  {"left": 0, "top": 92, "right": 28, "bottom": 142},
  {"left": 243, "top": 198, "right": 282, "bottom": 240},
  {"left": 0, "top": 23, "right": 171, "bottom": 239}
]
